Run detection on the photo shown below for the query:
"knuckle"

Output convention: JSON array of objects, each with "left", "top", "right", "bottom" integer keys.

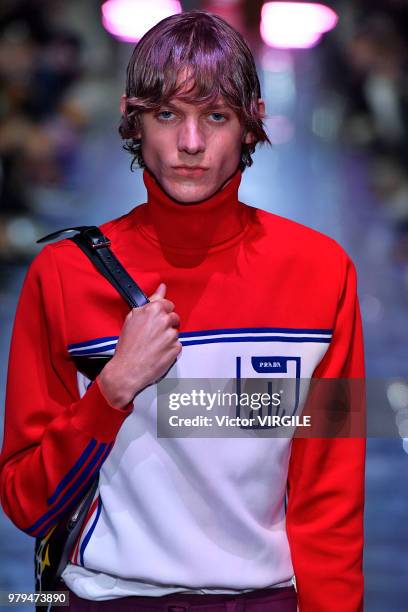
[
  {"left": 167, "top": 315, "right": 177, "bottom": 328},
  {"left": 150, "top": 301, "right": 162, "bottom": 314},
  {"left": 171, "top": 311, "right": 180, "bottom": 323},
  {"left": 165, "top": 327, "right": 177, "bottom": 341},
  {"left": 168, "top": 311, "right": 179, "bottom": 325}
]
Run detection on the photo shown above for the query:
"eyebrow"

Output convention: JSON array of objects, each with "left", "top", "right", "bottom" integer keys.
[{"left": 161, "top": 100, "right": 231, "bottom": 112}]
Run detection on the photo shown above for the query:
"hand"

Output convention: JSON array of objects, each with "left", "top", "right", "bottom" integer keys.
[{"left": 97, "top": 282, "right": 182, "bottom": 408}]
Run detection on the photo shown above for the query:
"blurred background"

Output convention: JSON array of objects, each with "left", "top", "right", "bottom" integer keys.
[{"left": 0, "top": 1, "right": 407, "bottom": 610}]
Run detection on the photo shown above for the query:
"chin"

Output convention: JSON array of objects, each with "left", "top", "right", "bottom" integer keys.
[
  {"left": 165, "top": 179, "right": 214, "bottom": 204},
  {"left": 174, "top": 190, "right": 211, "bottom": 204}
]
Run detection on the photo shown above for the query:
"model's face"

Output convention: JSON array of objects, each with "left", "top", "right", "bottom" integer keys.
[{"left": 132, "top": 95, "right": 264, "bottom": 203}]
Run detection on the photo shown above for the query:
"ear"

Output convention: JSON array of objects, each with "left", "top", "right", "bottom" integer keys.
[
  {"left": 120, "top": 93, "right": 127, "bottom": 115},
  {"left": 120, "top": 92, "right": 142, "bottom": 139},
  {"left": 257, "top": 98, "right": 266, "bottom": 119},
  {"left": 243, "top": 98, "right": 266, "bottom": 144}
]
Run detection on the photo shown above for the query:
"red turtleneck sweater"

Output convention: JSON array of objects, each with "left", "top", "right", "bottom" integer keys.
[{"left": 0, "top": 169, "right": 365, "bottom": 610}]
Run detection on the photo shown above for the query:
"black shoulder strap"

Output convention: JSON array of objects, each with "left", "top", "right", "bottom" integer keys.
[{"left": 37, "top": 226, "right": 149, "bottom": 309}]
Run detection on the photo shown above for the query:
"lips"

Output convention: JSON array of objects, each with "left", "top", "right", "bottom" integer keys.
[{"left": 173, "top": 166, "right": 208, "bottom": 177}]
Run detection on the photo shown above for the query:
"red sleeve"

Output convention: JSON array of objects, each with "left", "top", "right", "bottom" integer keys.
[
  {"left": 0, "top": 245, "right": 133, "bottom": 538},
  {"left": 286, "top": 253, "right": 366, "bottom": 612}
]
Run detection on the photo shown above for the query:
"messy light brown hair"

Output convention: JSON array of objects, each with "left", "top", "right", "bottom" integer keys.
[{"left": 119, "top": 10, "right": 270, "bottom": 171}]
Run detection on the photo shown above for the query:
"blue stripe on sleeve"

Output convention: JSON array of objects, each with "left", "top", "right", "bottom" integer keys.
[
  {"left": 27, "top": 442, "right": 109, "bottom": 535},
  {"left": 47, "top": 439, "right": 98, "bottom": 506},
  {"left": 33, "top": 443, "right": 112, "bottom": 538}
]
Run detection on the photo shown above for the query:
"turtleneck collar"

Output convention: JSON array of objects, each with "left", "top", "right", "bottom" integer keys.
[{"left": 140, "top": 168, "right": 247, "bottom": 251}]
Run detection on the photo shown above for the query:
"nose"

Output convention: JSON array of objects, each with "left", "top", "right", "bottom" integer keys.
[{"left": 177, "top": 118, "right": 205, "bottom": 155}]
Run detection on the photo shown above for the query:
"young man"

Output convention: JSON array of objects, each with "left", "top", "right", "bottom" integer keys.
[{"left": 0, "top": 10, "right": 365, "bottom": 612}]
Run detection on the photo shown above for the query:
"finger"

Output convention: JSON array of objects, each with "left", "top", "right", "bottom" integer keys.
[
  {"left": 160, "top": 299, "right": 175, "bottom": 313},
  {"left": 149, "top": 282, "right": 166, "bottom": 302},
  {"left": 168, "top": 312, "right": 180, "bottom": 328}
]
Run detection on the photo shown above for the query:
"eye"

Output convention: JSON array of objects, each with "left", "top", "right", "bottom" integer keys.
[
  {"left": 209, "top": 112, "right": 227, "bottom": 122},
  {"left": 157, "top": 110, "right": 175, "bottom": 121}
]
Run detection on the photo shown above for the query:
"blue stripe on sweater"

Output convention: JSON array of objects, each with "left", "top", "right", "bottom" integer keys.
[
  {"left": 47, "top": 439, "right": 98, "bottom": 506},
  {"left": 79, "top": 496, "right": 103, "bottom": 566},
  {"left": 33, "top": 443, "right": 112, "bottom": 538},
  {"left": 27, "top": 443, "right": 108, "bottom": 535},
  {"left": 181, "top": 336, "right": 332, "bottom": 347},
  {"left": 178, "top": 327, "right": 333, "bottom": 337},
  {"left": 66, "top": 328, "right": 333, "bottom": 353},
  {"left": 67, "top": 336, "right": 119, "bottom": 350}
]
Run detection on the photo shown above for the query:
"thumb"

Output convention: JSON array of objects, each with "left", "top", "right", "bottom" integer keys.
[{"left": 149, "top": 282, "right": 167, "bottom": 302}]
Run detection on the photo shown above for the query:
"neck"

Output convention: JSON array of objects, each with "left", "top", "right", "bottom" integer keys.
[{"left": 141, "top": 168, "right": 246, "bottom": 250}]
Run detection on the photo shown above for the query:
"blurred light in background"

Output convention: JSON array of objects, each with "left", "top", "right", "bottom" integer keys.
[
  {"left": 201, "top": 0, "right": 246, "bottom": 34},
  {"left": 265, "top": 115, "right": 295, "bottom": 144},
  {"left": 101, "top": 0, "right": 182, "bottom": 42},
  {"left": 260, "top": 49, "right": 296, "bottom": 113},
  {"left": 5, "top": 217, "right": 38, "bottom": 251},
  {"left": 360, "top": 294, "right": 384, "bottom": 324},
  {"left": 260, "top": 49, "right": 296, "bottom": 144},
  {"left": 260, "top": 48, "right": 294, "bottom": 74},
  {"left": 310, "top": 91, "right": 346, "bottom": 143},
  {"left": 387, "top": 381, "right": 408, "bottom": 412},
  {"left": 260, "top": 2, "right": 338, "bottom": 49},
  {"left": 387, "top": 381, "right": 408, "bottom": 454}
]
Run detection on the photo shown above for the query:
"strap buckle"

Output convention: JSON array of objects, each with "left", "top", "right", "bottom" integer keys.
[
  {"left": 90, "top": 237, "right": 111, "bottom": 249},
  {"left": 82, "top": 227, "right": 111, "bottom": 249}
]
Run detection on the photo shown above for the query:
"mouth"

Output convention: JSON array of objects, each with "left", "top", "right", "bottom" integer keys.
[{"left": 172, "top": 166, "right": 209, "bottom": 177}]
